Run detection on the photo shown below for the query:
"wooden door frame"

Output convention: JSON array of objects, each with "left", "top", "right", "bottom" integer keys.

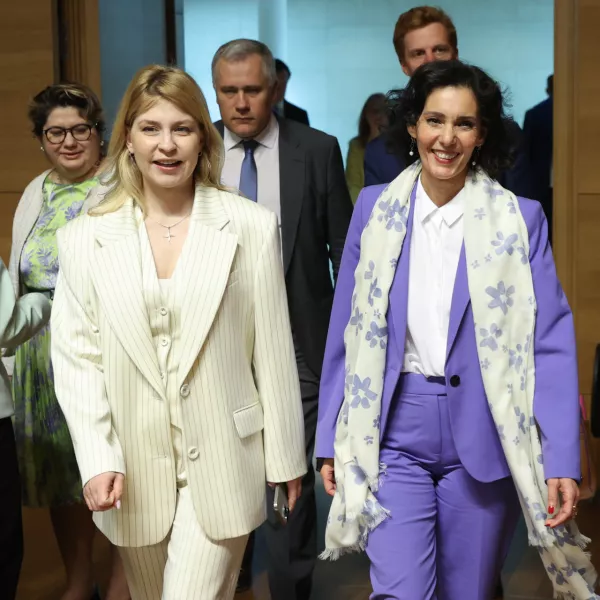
[{"left": 553, "top": 0, "right": 577, "bottom": 301}]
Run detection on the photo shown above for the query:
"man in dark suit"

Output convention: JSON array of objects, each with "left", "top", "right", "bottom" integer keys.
[
  {"left": 273, "top": 58, "right": 310, "bottom": 125},
  {"left": 364, "top": 5, "right": 533, "bottom": 203},
  {"left": 211, "top": 39, "right": 353, "bottom": 600},
  {"left": 522, "top": 75, "right": 553, "bottom": 242}
]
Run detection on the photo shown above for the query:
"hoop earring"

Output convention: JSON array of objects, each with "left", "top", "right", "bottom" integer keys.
[{"left": 409, "top": 138, "right": 416, "bottom": 157}]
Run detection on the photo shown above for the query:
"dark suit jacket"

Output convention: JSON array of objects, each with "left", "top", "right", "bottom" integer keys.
[
  {"left": 363, "top": 134, "right": 404, "bottom": 187},
  {"left": 364, "top": 122, "right": 535, "bottom": 199},
  {"left": 215, "top": 119, "right": 353, "bottom": 378},
  {"left": 283, "top": 100, "right": 310, "bottom": 126},
  {"left": 522, "top": 96, "right": 553, "bottom": 230}
]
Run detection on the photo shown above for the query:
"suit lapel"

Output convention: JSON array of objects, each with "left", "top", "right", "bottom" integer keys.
[
  {"left": 176, "top": 186, "right": 238, "bottom": 386},
  {"left": 278, "top": 120, "right": 305, "bottom": 274},
  {"left": 446, "top": 244, "right": 470, "bottom": 361},
  {"left": 90, "top": 201, "right": 165, "bottom": 399}
]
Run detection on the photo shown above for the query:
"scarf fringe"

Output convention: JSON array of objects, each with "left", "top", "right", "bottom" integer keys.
[
  {"left": 527, "top": 530, "right": 593, "bottom": 553},
  {"left": 554, "top": 590, "right": 600, "bottom": 600},
  {"left": 319, "top": 502, "right": 391, "bottom": 562}
]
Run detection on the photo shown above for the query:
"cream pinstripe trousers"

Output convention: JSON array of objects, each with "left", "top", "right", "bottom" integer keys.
[{"left": 118, "top": 486, "right": 249, "bottom": 599}]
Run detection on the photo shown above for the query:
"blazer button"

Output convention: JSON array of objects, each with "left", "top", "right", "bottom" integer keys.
[
  {"left": 180, "top": 384, "right": 190, "bottom": 398},
  {"left": 188, "top": 447, "right": 199, "bottom": 460},
  {"left": 450, "top": 375, "right": 461, "bottom": 388},
  {"left": 160, "top": 307, "right": 168, "bottom": 316}
]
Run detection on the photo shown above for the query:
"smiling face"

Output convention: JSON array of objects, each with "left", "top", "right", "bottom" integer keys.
[
  {"left": 126, "top": 98, "right": 203, "bottom": 193},
  {"left": 41, "top": 106, "right": 101, "bottom": 181},
  {"left": 401, "top": 22, "right": 457, "bottom": 77},
  {"left": 408, "top": 85, "right": 484, "bottom": 187}
]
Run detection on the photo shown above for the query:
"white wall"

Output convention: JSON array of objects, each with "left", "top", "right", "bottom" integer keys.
[
  {"left": 99, "top": 0, "right": 167, "bottom": 132},
  {"left": 182, "top": 0, "right": 553, "bottom": 161},
  {"left": 183, "top": 0, "right": 259, "bottom": 121}
]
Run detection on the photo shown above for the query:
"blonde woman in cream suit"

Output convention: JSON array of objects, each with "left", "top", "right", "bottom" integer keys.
[{"left": 51, "top": 64, "right": 307, "bottom": 600}]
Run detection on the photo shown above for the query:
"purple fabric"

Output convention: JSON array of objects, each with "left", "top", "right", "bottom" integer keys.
[
  {"left": 367, "top": 374, "right": 520, "bottom": 599},
  {"left": 316, "top": 183, "right": 580, "bottom": 483}
]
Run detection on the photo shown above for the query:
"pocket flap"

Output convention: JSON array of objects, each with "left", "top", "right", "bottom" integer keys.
[{"left": 233, "top": 401, "right": 264, "bottom": 439}]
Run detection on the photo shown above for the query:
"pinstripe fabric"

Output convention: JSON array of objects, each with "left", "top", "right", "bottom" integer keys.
[
  {"left": 119, "top": 486, "right": 248, "bottom": 599},
  {"left": 51, "top": 184, "right": 307, "bottom": 548}
]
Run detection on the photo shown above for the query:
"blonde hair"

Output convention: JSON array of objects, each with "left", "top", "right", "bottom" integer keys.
[{"left": 93, "top": 64, "right": 226, "bottom": 215}]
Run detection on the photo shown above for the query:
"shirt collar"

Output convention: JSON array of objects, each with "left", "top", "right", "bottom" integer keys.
[
  {"left": 223, "top": 114, "right": 279, "bottom": 151},
  {"left": 416, "top": 176, "right": 465, "bottom": 227}
]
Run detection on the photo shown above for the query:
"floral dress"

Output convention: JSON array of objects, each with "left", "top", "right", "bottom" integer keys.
[{"left": 12, "top": 177, "right": 96, "bottom": 507}]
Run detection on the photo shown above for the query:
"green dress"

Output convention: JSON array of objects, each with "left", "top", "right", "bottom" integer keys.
[{"left": 13, "top": 177, "right": 97, "bottom": 507}]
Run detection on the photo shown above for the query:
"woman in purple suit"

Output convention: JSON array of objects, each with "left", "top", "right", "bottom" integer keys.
[{"left": 316, "top": 61, "right": 596, "bottom": 599}]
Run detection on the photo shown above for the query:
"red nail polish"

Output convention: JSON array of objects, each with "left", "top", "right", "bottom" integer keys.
[{"left": 548, "top": 505, "right": 555, "bottom": 515}]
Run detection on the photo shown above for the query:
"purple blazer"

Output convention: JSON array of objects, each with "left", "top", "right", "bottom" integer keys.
[{"left": 316, "top": 184, "right": 580, "bottom": 483}]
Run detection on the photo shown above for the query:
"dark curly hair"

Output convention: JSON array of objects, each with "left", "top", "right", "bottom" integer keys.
[
  {"left": 387, "top": 60, "right": 518, "bottom": 179},
  {"left": 28, "top": 82, "right": 105, "bottom": 139}
]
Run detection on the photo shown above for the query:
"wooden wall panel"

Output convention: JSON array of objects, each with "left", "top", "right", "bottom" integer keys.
[
  {"left": 577, "top": 1, "right": 600, "bottom": 194},
  {"left": 0, "top": 2, "right": 57, "bottom": 193},
  {"left": 575, "top": 193, "right": 600, "bottom": 393},
  {"left": 59, "top": 0, "right": 101, "bottom": 95},
  {"left": 0, "top": 0, "right": 56, "bottom": 273},
  {"left": 555, "top": 1, "right": 600, "bottom": 476}
]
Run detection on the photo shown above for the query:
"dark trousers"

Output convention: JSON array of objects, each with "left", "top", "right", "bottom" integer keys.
[
  {"left": 264, "top": 394, "right": 318, "bottom": 600},
  {"left": 0, "top": 417, "right": 24, "bottom": 599},
  {"left": 241, "top": 395, "right": 318, "bottom": 600}
]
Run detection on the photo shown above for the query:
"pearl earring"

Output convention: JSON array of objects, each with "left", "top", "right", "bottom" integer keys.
[{"left": 409, "top": 139, "right": 415, "bottom": 157}]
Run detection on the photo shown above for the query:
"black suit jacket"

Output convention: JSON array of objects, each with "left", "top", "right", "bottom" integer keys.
[
  {"left": 215, "top": 119, "right": 353, "bottom": 377},
  {"left": 283, "top": 100, "right": 310, "bottom": 126},
  {"left": 522, "top": 97, "right": 553, "bottom": 229}
]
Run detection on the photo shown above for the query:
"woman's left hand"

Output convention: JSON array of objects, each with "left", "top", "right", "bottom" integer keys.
[{"left": 545, "top": 478, "right": 580, "bottom": 528}]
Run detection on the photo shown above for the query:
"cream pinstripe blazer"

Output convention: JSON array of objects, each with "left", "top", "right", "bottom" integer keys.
[{"left": 51, "top": 184, "right": 307, "bottom": 547}]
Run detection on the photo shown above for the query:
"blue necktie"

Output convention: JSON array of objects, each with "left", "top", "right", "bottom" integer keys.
[{"left": 239, "top": 139, "right": 258, "bottom": 202}]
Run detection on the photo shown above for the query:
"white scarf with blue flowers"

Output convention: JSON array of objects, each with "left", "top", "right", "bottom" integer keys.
[{"left": 322, "top": 162, "right": 598, "bottom": 599}]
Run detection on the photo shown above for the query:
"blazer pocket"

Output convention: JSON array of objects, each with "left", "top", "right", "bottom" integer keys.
[{"left": 233, "top": 401, "right": 264, "bottom": 439}]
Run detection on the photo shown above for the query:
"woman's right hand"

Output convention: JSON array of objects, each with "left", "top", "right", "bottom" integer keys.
[
  {"left": 83, "top": 472, "right": 124, "bottom": 512},
  {"left": 320, "top": 459, "right": 336, "bottom": 497}
]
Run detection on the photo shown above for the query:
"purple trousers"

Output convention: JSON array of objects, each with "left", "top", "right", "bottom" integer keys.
[{"left": 366, "top": 374, "right": 521, "bottom": 600}]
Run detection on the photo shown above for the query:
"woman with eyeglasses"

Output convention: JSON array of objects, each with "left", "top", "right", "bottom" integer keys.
[{"left": 5, "top": 84, "right": 130, "bottom": 599}]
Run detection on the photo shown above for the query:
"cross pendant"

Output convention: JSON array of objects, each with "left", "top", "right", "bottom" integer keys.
[{"left": 164, "top": 228, "right": 174, "bottom": 243}]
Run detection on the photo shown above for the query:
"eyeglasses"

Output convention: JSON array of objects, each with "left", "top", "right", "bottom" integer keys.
[{"left": 42, "top": 123, "right": 96, "bottom": 144}]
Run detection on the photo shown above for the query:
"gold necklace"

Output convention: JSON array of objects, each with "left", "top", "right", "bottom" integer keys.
[{"left": 145, "top": 213, "right": 192, "bottom": 243}]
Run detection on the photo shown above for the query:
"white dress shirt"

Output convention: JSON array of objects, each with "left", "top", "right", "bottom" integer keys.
[
  {"left": 402, "top": 177, "right": 465, "bottom": 377},
  {"left": 221, "top": 115, "right": 281, "bottom": 226}
]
